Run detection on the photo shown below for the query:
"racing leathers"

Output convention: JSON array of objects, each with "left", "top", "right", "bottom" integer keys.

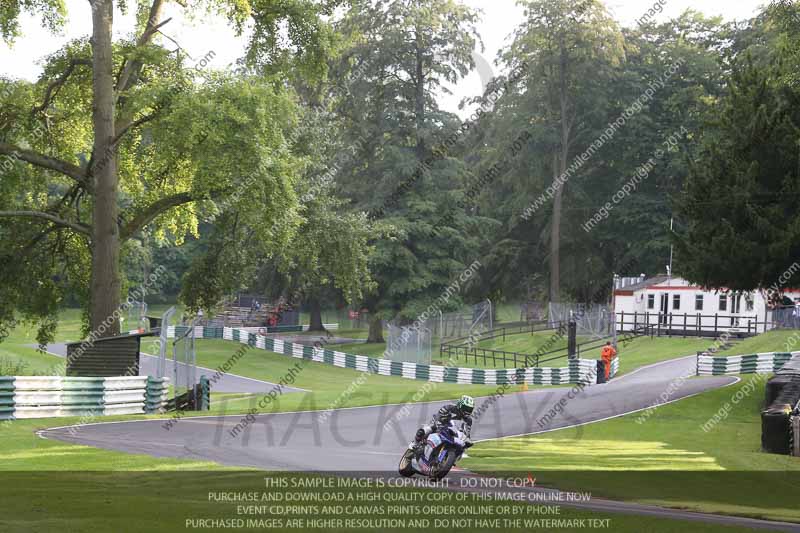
[{"left": 413, "top": 404, "right": 472, "bottom": 454}]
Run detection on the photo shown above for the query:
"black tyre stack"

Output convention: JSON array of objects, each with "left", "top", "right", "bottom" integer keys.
[{"left": 761, "top": 360, "right": 800, "bottom": 455}]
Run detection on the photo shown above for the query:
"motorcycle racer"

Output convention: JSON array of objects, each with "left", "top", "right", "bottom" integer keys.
[{"left": 412, "top": 395, "right": 474, "bottom": 455}]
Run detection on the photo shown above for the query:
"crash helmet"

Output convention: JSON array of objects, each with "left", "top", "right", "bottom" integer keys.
[{"left": 457, "top": 395, "right": 475, "bottom": 415}]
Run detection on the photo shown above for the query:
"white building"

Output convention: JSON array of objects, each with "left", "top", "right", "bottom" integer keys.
[{"left": 613, "top": 275, "right": 800, "bottom": 337}]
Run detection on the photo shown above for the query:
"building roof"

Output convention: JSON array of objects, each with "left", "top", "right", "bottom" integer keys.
[
  {"left": 66, "top": 330, "right": 157, "bottom": 347},
  {"left": 617, "top": 275, "right": 670, "bottom": 293}
]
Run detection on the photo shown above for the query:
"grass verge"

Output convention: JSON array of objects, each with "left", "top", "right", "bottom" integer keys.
[{"left": 462, "top": 376, "right": 800, "bottom": 522}]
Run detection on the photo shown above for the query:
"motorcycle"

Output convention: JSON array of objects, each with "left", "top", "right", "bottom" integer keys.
[{"left": 398, "top": 420, "right": 472, "bottom": 480}]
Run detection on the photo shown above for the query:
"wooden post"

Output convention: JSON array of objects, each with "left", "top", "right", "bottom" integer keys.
[
  {"left": 634, "top": 311, "right": 638, "bottom": 332},
  {"left": 620, "top": 311, "right": 625, "bottom": 333},
  {"left": 714, "top": 313, "right": 718, "bottom": 337},
  {"left": 683, "top": 313, "right": 687, "bottom": 338}
]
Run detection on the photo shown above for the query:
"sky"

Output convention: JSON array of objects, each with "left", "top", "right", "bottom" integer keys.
[{"left": 0, "top": 0, "right": 769, "bottom": 118}]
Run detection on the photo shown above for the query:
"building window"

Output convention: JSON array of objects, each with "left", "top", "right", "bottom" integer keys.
[
  {"left": 745, "top": 294, "right": 754, "bottom": 312},
  {"left": 695, "top": 294, "right": 704, "bottom": 311},
  {"left": 673, "top": 294, "right": 681, "bottom": 310},
  {"left": 719, "top": 294, "right": 727, "bottom": 312},
  {"left": 647, "top": 294, "right": 655, "bottom": 310}
]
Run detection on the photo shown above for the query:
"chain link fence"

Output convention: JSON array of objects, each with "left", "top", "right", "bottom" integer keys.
[
  {"left": 385, "top": 321, "right": 433, "bottom": 365},
  {"left": 548, "top": 303, "right": 613, "bottom": 339},
  {"left": 437, "top": 300, "right": 493, "bottom": 340}
]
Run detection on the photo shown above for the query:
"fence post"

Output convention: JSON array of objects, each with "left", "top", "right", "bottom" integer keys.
[
  {"left": 634, "top": 311, "right": 638, "bottom": 332},
  {"left": 567, "top": 321, "right": 577, "bottom": 360},
  {"left": 714, "top": 313, "right": 718, "bottom": 337},
  {"left": 620, "top": 311, "right": 625, "bottom": 333},
  {"left": 697, "top": 313, "right": 701, "bottom": 337},
  {"left": 683, "top": 313, "right": 687, "bottom": 338}
]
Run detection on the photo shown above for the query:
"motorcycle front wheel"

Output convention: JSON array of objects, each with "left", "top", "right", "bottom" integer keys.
[
  {"left": 432, "top": 448, "right": 458, "bottom": 480},
  {"left": 398, "top": 448, "right": 415, "bottom": 477}
]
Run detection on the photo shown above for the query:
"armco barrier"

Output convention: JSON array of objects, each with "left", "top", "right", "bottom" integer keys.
[
  {"left": 696, "top": 352, "right": 797, "bottom": 376},
  {"left": 167, "top": 326, "right": 603, "bottom": 386},
  {"left": 0, "top": 376, "right": 170, "bottom": 420}
]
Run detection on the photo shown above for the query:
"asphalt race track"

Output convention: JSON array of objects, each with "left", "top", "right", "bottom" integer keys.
[
  {"left": 38, "top": 355, "right": 800, "bottom": 531},
  {"left": 41, "top": 343, "right": 306, "bottom": 394}
]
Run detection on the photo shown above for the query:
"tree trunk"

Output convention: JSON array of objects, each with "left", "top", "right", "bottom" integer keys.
[
  {"left": 367, "top": 315, "right": 384, "bottom": 343},
  {"left": 308, "top": 296, "right": 324, "bottom": 332},
  {"left": 549, "top": 152, "right": 563, "bottom": 304},
  {"left": 414, "top": 25, "right": 426, "bottom": 159},
  {"left": 549, "top": 42, "right": 571, "bottom": 305},
  {"left": 89, "top": 0, "right": 121, "bottom": 337}
]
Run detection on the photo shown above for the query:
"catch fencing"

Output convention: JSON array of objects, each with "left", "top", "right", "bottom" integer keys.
[
  {"left": 386, "top": 321, "right": 433, "bottom": 365},
  {"left": 166, "top": 326, "right": 614, "bottom": 386},
  {"left": 548, "top": 303, "right": 613, "bottom": 338}
]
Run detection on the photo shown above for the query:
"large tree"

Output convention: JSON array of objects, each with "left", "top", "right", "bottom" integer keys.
[
  {"left": 332, "top": 0, "right": 483, "bottom": 342},
  {"left": 500, "top": 0, "right": 624, "bottom": 302},
  {"left": 674, "top": 3, "right": 800, "bottom": 291},
  {"left": 469, "top": 0, "right": 623, "bottom": 304},
  {"left": 0, "top": 0, "right": 341, "bottom": 342}
]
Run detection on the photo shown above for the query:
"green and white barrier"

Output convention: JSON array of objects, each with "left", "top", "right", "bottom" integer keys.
[
  {"left": 166, "top": 324, "right": 339, "bottom": 338},
  {"left": 167, "top": 326, "right": 601, "bottom": 386},
  {"left": 696, "top": 352, "right": 798, "bottom": 376},
  {"left": 0, "top": 376, "right": 170, "bottom": 420}
]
